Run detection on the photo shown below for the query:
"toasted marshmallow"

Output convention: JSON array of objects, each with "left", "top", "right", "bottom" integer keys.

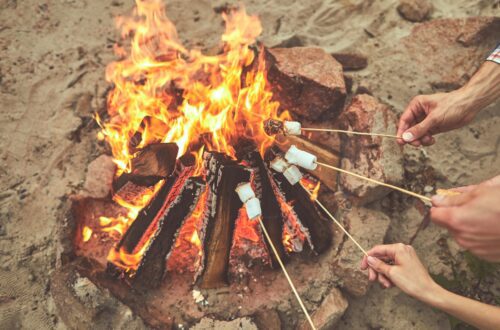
[{"left": 270, "top": 156, "right": 289, "bottom": 173}]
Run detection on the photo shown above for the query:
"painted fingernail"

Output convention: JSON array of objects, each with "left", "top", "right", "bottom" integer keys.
[
  {"left": 367, "top": 256, "right": 376, "bottom": 266},
  {"left": 402, "top": 132, "right": 414, "bottom": 142}
]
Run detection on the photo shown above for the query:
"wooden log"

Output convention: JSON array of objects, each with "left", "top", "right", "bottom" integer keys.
[
  {"left": 113, "top": 143, "right": 179, "bottom": 192},
  {"left": 133, "top": 176, "right": 205, "bottom": 289},
  {"left": 196, "top": 152, "right": 251, "bottom": 289},
  {"left": 277, "top": 135, "right": 340, "bottom": 193},
  {"left": 245, "top": 151, "right": 287, "bottom": 267},
  {"left": 266, "top": 149, "right": 332, "bottom": 254}
]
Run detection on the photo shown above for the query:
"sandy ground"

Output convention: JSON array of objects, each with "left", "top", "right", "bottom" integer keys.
[{"left": 0, "top": 0, "right": 499, "bottom": 329}]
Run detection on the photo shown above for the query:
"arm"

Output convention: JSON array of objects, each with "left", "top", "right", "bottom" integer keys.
[
  {"left": 360, "top": 244, "right": 500, "bottom": 329},
  {"left": 397, "top": 54, "right": 500, "bottom": 146}
]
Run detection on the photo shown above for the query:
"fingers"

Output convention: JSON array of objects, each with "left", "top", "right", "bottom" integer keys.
[
  {"left": 366, "top": 244, "right": 401, "bottom": 260},
  {"left": 367, "top": 256, "right": 392, "bottom": 277},
  {"left": 403, "top": 117, "right": 436, "bottom": 143},
  {"left": 429, "top": 207, "right": 456, "bottom": 229},
  {"left": 377, "top": 273, "right": 393, "bottom": 288},
  {"left": 431, "top": 190, "right": 474, "bottom": 207}
]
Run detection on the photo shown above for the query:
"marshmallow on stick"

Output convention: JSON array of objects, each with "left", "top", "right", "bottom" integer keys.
[
  {"left": 285, "top": 145, "right": 318, "bottom": 170},
  {"left": 263, "top": 119, "right": 302, "bottom": 136},
  {"left": 235, "top": 182, "right": 262, "bottom": 220},
  {"left": 283, "top": 165, "right": 303, "bottom": 185}
]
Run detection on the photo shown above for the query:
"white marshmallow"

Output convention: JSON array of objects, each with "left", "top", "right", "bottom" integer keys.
[
  {"left": 235, "top": 182, "right": 255, "bottom": 203},
  {"left": 245, "top": 197, "right": 262, "bottom": 220},
  {"left": 270, "top": 156, "right": 289, "bottom": 173},
  {"left": 283, "top": 121, "right": 302, "bottom": 135},
  {"left": 283, "top": 165, "right": 303, "bottom": 185},
  {"left": 285, "top": 145, "right": 317, "bottom": 170}
]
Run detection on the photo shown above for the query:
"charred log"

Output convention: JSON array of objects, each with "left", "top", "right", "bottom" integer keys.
[
  {"left": 132, "top": 176, "right": 205, "bottom": 289},
  {"left": 245, "top": 151, "right": 286, "bottom": 267},
  {"left": 266, "top": 149, "right": 332, "bottom": 254},
  {"left": 113, "top": 143, "right": 179, "bottom": 192},
  {"left": 197, "top": 152, "right": 251, "bottom": 289}
]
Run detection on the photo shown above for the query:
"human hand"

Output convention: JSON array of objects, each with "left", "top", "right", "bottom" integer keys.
[
  {"left": 397, "top": 91, "right": 477, "bottom": 147},
  {"left": 360, "top": 244, "right": 438, "bottom": 302},
  {"left": 431, "top": 182, "right": 500, "bottom": 262},
  {"left": 447, "top": 175, "right": 500, "bottom": 194}
]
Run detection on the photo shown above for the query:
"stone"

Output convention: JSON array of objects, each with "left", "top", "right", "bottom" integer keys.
[
  {"left": 266, "top": 47, "right": 346, "bottom": 121},
  {"left": 81, "top": 155, "right": 116, "bottom": 199},
  {"left": 339, "top": 94, "right": 403, "bottom": 205},
  {"left": 338, "top": 94, "right": 404, "bottom": 205},
  {"left": 253, "top": 309, "right": 281, "bottom": 330},
  {"left": 298, "top": 287, "right": 348, "bottom": 330},
  {"left": 333, "top": 206, "right": 391, "bottom": 296},
  {"left": 331, "top": 52, "right": 368, "bottom": 71},
  {"left": 397, "top": 0, "right": 433, "bottom": 23},
  {"left": 191, "top": 317, "right": 258, "bottom": 330},
  {"left": 402, "top": 17, "right": 500, "bottom": 90}
]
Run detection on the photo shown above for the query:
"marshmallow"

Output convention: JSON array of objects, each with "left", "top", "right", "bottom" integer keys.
[
  {"left": 235, "top": 182, "right": 255, "bottom": 203},
  {"left": 283, "top": 165, "right": 303, "bottom": 185},
  {"left": 283, "top": 121, "right": 302, "bottom": 135},
  {"left": 245, "top": 197, "right": 262, "bottom": 220},
  {"left": 270, "top": 156, "right": 289, "bottom": 173},
  {"left": 285, "top": 145, "right": 317, "bottom": 170}
]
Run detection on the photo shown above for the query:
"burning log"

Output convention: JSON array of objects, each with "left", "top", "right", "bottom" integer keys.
[
  {"left": 197, "top": 152, "right": 251, "bottom": 289},
  {"left": 244, "top": 151, "right": 287, "bottom": 267},
  {"left": 113, "top": 143, "right": 179, "bottom": 192},
  {"left": 112, "top": 178, "right": 176, "bottom": 256},
  {"left": 266, "top": 149, "right": 332, "bottom": 254},
  {"left": 132, "top": 176, "right": 206, "bottom": 289}
]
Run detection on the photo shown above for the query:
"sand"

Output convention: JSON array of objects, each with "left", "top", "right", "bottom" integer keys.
[{"left": 0, "top": 0, "right": 499, "bottom": 329}]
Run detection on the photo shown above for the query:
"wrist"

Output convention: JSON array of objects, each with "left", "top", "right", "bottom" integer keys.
[
  {"left": 447, "top": 88, "right": 480, "bottom": 120},
  {"left": 418, "top": 280, "right": 449, "bottom": 308}
]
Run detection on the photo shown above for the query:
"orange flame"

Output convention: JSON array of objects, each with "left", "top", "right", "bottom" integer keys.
[{"left": 98, "top": 0, "right": 287, "bottom": 174}]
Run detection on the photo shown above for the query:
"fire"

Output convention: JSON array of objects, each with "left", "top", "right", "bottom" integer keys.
[
  {"left": 82, "top": 226, "right": 93, "bottom": 242},
  {"left": 98, "top": 0, "right": 288, "bottom": 175},
  {"left": 301, "top": 178, "right": 321, "bottom": 202}
]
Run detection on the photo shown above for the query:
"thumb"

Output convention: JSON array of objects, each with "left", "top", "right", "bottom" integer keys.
[
  {"left": 432, "top": 191, "right": 473, "bottom": 207},
  {"left": 402, "top": 118, "right": 435, "bottom": 142},
  {"left": 367, "top": 256, "right": 392, "bottom": 277}
]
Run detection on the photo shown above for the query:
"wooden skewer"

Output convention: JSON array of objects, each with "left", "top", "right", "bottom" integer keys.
[
  {"left": 301, "top": 127, "right": 400, "bottom": 139},
  {"left": 316, "top": 161, "right": 432, "bottom": 202},
  {"left": 300, "top": 182, "right": 368, "bottom": 257},
  {"left": 258, "top": 218, "right": 316, "bottom": 330}
]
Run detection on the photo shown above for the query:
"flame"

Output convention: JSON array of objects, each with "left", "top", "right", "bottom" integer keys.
[
  {"left": 82, "top": 226, "right": 93, "bottom": 242},
  {"left": 98, "top": 0, "right": 287, "bottom": 174},
  {"left": 301, "top": 178, "right": 321, "bottom": 202}
]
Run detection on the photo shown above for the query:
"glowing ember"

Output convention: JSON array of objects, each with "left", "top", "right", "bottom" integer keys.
[{"left": 82, "top": 226, "right": 93, "bottom": 242}]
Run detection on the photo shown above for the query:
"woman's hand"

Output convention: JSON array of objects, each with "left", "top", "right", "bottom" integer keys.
[
  {"left": 431, "top": 179, "right": 500, "bottom": 262},
  {"left": 397, "top": 91, "right": 477, "bottom": 147},
  {"left": 360, "top": 243, "right": 438, "bottom": 302}
]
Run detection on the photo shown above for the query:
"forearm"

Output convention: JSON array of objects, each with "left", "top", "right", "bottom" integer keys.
[
  {"left": 455, "top": 61, "right": 500, "bottom": 115},
  {"left": 423, "top": 282, "right": 500, "bottom": 329}
]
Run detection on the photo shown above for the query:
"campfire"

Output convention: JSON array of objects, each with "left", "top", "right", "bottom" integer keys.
[
  {"left": 63, "top": 1, "right": 408, "bottom": 328},
  {"left": 75, "top": 0, "right": 332, "bottom": 291}
]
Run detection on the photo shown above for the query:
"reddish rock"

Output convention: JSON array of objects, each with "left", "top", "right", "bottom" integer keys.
[
  {"left": 253, "top": 309, "right": 281, "bottom": 330},
  {"left": 266, "top": 47, "right": 346, "bottom": 120},
  {"left": 299, "top": 287, "right": 348, "bottom": 330},
  {"left": 403, "top": 17, "right": 500, "bottom": 90},
  {"left": 397, "top": 0, "right": 433, "bottom": 22},
  {"left": 338, "top": 94, "right": 403, "bottom": 205},
  {"left": 81, "top": 155, "right": 116, "bottom": 199},
  {"left": 331, "top": 52, "right": 368, "bottom": 71},
  {"left": 333, "top": 206, "right": 391, "bottom": 296}
]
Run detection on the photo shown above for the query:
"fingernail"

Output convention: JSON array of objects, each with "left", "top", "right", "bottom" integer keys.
[
  {"left": 432, "top": 195, "right": 444, "bottom": 204},
  {"left": 367, "top": 256, "right": 377, "bottom": 266},
  {"left": 402, "top": 132, "right": 414, "bottom": 142}
]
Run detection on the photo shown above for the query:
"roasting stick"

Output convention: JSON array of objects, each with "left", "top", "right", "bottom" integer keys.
[
  {"left": 235, "top": 183, "right": 316, "bottom": 330},
  {"left": 258, "top": 218, "right": 316, "bottom": 330},
  {"left": 301, "top": 127, "right": 399, "bottom": 139},
  {"left": 315, "top": 161, "right": 432, "bottom": 202},
  {"left": 300, "top": 182, "right": 368, "bottom": 256}
]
